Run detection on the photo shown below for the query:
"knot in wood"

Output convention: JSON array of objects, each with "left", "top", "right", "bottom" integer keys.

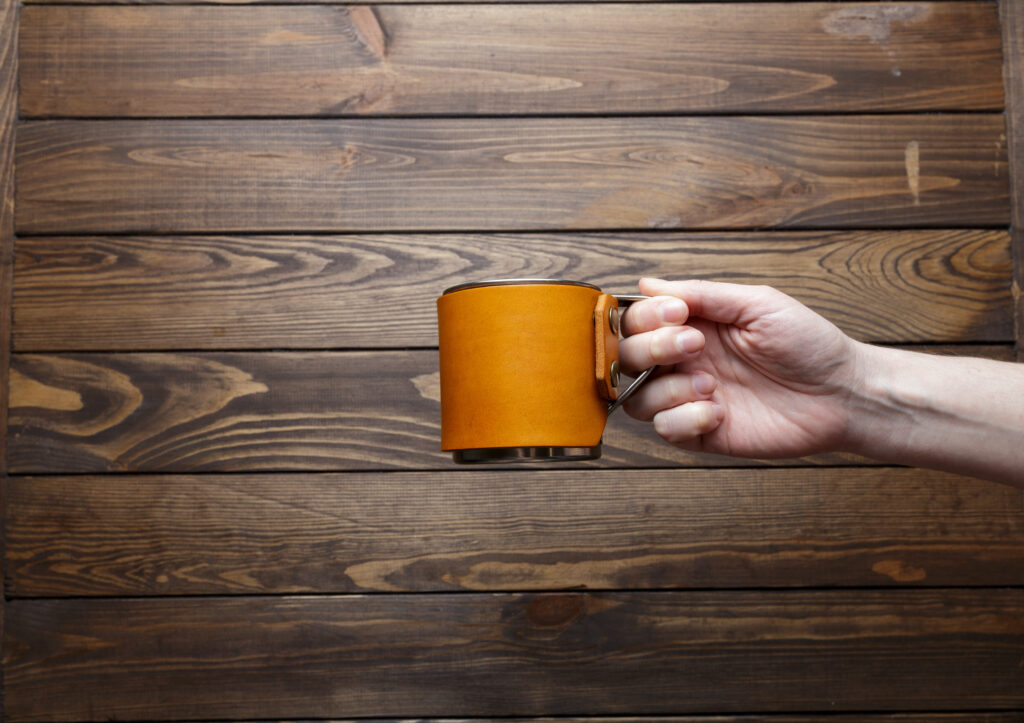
[{"left": 526, "top": 593, "right": 584, "bottom": 627}]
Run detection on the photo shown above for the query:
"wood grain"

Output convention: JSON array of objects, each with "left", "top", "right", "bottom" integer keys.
[
  {"left": 7, "top": 348, "right": 1012, "bottom": 473},
  {"left": 1, "top": 350, "right": 796, "bottom": 472},
  {"left": 68, "top": 718, "right": 1011, "bottom": 723},
  {"left": 0, "top": 0, "right": 17, "bottom": 715},
  {"left": 15, "top": 116, "right": 1010, "bottom": 234},
  {"left": 7, "top": 468, "right": 1024, "bottom": 596},
  {"left": 18, "top": 4, "right": 1004, "bottom": 117},
  {"left": 80, "top": 719, "right": 1013, "bottom": 723},
  {"left": 1001, "top": 0, "right": 1024, "bottom": 360},
  {"left": 264, "top": 719, "right": 1024, "bottom": 723},
  {"left": 12, "top": 230, "right": 1013, "bottom": 350},
  {"left": 14, "top": 0, "right": 1013, "bottom": 5},
  {"left": 6, "top": 590, "right": 1024, "bottom": 720}
]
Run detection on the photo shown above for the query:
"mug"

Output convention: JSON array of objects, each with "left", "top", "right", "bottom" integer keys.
[{"left": 437, "top": 279, "right": 653, "bottom": 464}]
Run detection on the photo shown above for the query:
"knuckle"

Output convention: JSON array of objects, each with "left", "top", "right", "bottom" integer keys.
[
  {"left": 665, "top": 375, "right": 684, "bottom": 405},
  {"left": 647, "top": 327, "right": 674, "bottom": 364},
  {"left": 646, "top": 332, "right": 663, "bottom": 365}
]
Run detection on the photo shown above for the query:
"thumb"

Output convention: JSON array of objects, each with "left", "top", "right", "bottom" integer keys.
[{"left": 639, "top": 278, "right": 786, "bottom": 327}]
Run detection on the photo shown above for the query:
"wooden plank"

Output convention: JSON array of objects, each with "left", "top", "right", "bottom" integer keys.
[
  {"left": 1, "top": 350, "right": 769, "bottom": 472},
  {"left": 7, "top": 468, "right": 1024, "bottom": 597},
  {"left": 6, "top": 347, "right": 1013, "bottom": 473},
  {"left": 228, "top": 716, "right": 1024, "bottom": 720},
  {"left": 0, "top": 0, "right": 17, "bottom": 716},
  {"left": 1002, "top": 0, "right": 1024, "bottom": 360},
  {"left": 15, "top": 116, "right": 1010, "bottom": 234},
  {"left": 6, "top": 590, "right": 1024, "bottom": 720},
  {"left": 17, "top": 0, "right": 1004, "bottom": 5},
  {"left": 144, "top": 718, "right": 1024, "bottom": 723},
  {"left": 12, "top": 230, "right": 1013, "bottom": 350},
  {"left": 17, "top": 4, "right": 1004, "bottom": 117},
  {"left": 111, "top": 718, "right": 1022, "bottom": 723}
]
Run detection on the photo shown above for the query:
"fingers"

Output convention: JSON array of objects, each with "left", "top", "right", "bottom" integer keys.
[
  {"left": 638, "top": 277, "right": 785, "bottom": 327},
  {"left": 653, "top": 401, "right": 725, "bottom": 444},
  {"left": 620, "top": 295, "right": 689, "bottom": 336},
  {"left": 623, "top": 370, "right": 718, "bottom": 421},
  {"left": 618, "top": 294, "right": 701, "bottom": 373},
  {"left": 619, "top": 279, "right": 749, "bottom": 451},
  {"left": 619, "top": 324, "right": 705, "bottom": 373}
]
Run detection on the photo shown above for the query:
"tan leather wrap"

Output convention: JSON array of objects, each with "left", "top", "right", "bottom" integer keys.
[
  {"left": 593, "top": 293, "right": 620, "bottom": 401},
  {"left": 438, "top": 283, "right": 611, "bottom": 451}
]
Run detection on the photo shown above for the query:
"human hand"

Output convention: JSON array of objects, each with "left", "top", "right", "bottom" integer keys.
[{"left": 618, "top": 278, "right": 862, "bottom": 458}]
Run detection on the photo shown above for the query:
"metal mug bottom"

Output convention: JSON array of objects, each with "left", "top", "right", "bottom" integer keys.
[{"left": 452, "top": 445, "right": 602, "bottom": 464}]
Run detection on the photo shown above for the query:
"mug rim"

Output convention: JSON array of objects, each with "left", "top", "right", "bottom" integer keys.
[{"left": 442, "top": 278, "right": 600, "bottom": 295}]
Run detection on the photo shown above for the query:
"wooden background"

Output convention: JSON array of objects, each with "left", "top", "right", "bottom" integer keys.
[{"left": 2, "top": 0, "right": 1024, "bottom": 719}]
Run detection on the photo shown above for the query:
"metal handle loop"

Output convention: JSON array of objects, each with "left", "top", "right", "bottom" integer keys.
[{"left": 607, "top": 294, "right": 656, "bottom": 415}]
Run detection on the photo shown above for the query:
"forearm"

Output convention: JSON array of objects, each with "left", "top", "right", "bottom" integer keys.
[{"left": 843, "top": 344, "right": 1024, "bottom": 487}]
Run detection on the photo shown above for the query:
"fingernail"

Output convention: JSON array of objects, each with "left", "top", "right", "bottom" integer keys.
[
  {"left": 692, "top": 372, "right": 717, "bottom": 396},
  {"left": 675, "top": 329, "right": 703, "bottom": 354},
  {"left": 711, "top": 403, "right": 725, "bottom": 424},
  {"left": 658, "top": 298, "right": 687, "bottom": 324}
]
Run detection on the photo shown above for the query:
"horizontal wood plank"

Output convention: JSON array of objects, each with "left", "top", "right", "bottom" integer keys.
[
  {"left": 15, "top": 116, "right": 1010, "bottom": 234},
  {"left": 76, "top": 718, "right": 1017, "bottom": 723},
  {"left": 213, "top": 719, "right": 1024, "bottom": 723},
  {"left": 18, "top": 4, "right": 1004, "bottom": 117},
  {"left": 1001, "top": 0, "right": 1024, "bottom": 360},
  {"left": 7, "top": 468, "right": 1024, "bottom": 596},
  {"left": 105, "top": 718, "right": 1022, "bottom": 723},
  {"left": 17, "top": 0, "right": 1004, "bottom": 5},
  {"left": 1, "top": 350, "right": 804, "bottom": 472},
  {"left": 1, "top": 0, "right": 16, "bottom": 712},
  {"left": 6, "top": 590, "right": 1024, "bottom": 720},
  {"left": 6, "top": 348, "right": 1013, "bottom": 473},
  {"left": 12, "top": 230, "right": 1013, "bottom": 350}
]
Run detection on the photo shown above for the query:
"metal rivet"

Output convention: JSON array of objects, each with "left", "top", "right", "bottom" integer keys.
[
  {"left": 608, "top": 307, "right": 620, "bottom": 335},
  {"left": 610, "top": 360, "right": 620, "bottom": 387}
]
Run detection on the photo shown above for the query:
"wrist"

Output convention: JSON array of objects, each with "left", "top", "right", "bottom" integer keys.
[{"left": 839, "top": 342, "right": 915, "bottom": 462}]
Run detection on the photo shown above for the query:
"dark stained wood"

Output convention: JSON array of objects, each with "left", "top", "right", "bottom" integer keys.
[
  {"left": 6, "top": 590, "right": 1024, "bottom": 720},
  {"left": 5, "top": 0, "right": 1023, "bottom": 715},
  {"left": 7, "top": 347, "right": 1012, "bottom": 473},
  {"left": 105, "top": 718, "right": 1019, "bottom": 723},
  {"left": 15, "top": 116, "right": 1010, "bottom": 234},
  {"left": 1002, "top": 0, "right": 1024, "bottom": 360},
  {"left": 0, "top": 350, "right": 805, "bottom": 472},
  {"left": 14, "top": 0, "right": 1013, "bottom": 5},
  {"left": 302, "top": 719, "right": 1024, "bottom": 723},
  {"left": 135, "top": 719, "right": 1022, "bottom": 723},
  {"left": 7, "top": 468, "right": 1024, "bottom": 597},
  {"left": 12, "top": 230, "right": 1013, "bottom": 350},
  {"left": 0, "top": 0, "right": 17, "bottom": 715},
  {"left": 18, "top": 4, "right": 1004, "bottom": 118}
]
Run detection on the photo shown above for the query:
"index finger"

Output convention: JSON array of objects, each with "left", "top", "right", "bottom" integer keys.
[
  {"left": 638, "top": 277, "right": 784, "bottom": 327},
  {"left": 620, "top": 295, "right": 690, "bottom": 336}
]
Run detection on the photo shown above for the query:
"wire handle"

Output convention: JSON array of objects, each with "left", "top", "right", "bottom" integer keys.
[{"left": 607, "top": 295, "right": 657, "bottom": 415}]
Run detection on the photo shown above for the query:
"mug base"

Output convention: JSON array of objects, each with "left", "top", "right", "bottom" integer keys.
[{"left": 452, "top": 445, "right": 601, "bottom": 464}]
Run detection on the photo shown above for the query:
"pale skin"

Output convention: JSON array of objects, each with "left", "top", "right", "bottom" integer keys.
[{"left": 618, "top": 278, "right": 1024, "bottom": 488}]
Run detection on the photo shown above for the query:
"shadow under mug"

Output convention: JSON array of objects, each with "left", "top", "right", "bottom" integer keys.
[{"left": 437, "top": 278, "right": 654, "bottom": 464}]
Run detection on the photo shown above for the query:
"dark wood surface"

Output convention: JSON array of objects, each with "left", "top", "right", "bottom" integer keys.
[
  {"left": 13, "top": 230, "right": 1013, "bottom": 350},
  {"left": 15, "top": 116, "right": 1010, "bottom": 234},
  {"left": 6, "top": 347, "right": 1013, "bottom": 473},
  {"left": 1003, "top": 0, "right": 1024, "bottom": 360},
  {"left": 7, "top": 468, "right": 1024, "bottom": 596},
  {"left": 4, "top": 0, "right": 1024, "bottom": 720},
  {"left": 0, "top": 0, "right": 15, "bottom": 713},
  {"left": 18, "top": 4, "right": 1004, "bottom": 117},
  {"left": 6, "top": 590, "right": 1024, "bottom": 720}
]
